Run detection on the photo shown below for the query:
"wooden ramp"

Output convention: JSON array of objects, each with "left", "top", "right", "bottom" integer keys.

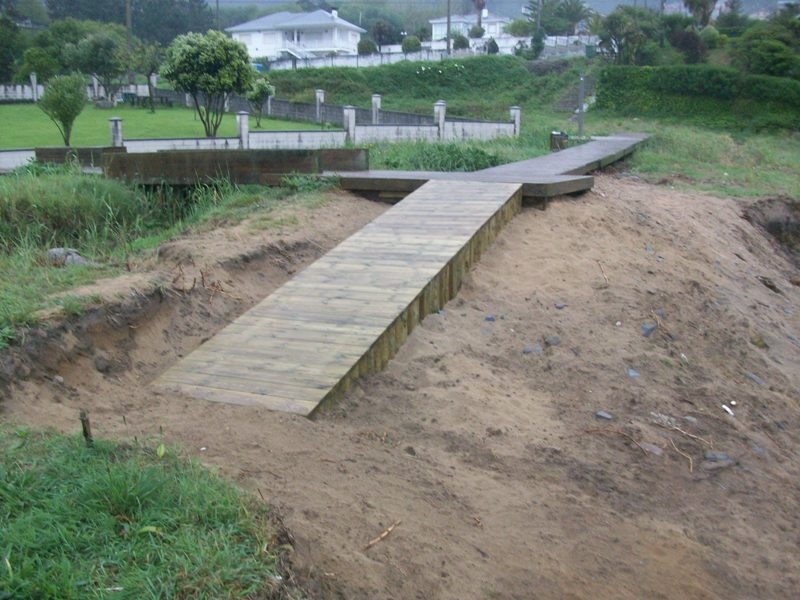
[
  {"left": 330, "top": 133, "right": 648, "bottom": 202},
  {"left": 155, "top": 180, "right": 522, "bottom": 416}
]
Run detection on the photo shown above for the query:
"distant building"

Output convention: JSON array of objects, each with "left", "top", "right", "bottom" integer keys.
[
  {"left": 226, "top": 9, "right": 365, "bottom": 60},
  {"left": 429, "top": 10, "right": 512, "bottom": 40}
]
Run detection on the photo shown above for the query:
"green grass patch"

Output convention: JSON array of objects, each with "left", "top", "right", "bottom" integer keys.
[
  {"left": 0, "top": 104, "right": 322, "bottom": 150},
  {"left": 0, "top": 427, "right": 286, "bottom": 599},
  {"left": 583, "top": 113, "right": 800, "bottom": 198}
]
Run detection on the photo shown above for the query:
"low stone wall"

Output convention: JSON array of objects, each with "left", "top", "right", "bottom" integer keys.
[
  {"left": 352, "top": 125, "right": 439, "bottom": 144},
  {"left": 34, "top": 146, "right": 127, "bottom": 167},
  {"left": 102, "top": 148, "right": 369, "bottom": 185},
  {"left": 442, "top": 121, "right": 516, "bottom": 141},
  {"left": 123, "top": 138, "right": 240, "bottom": 152},
  {"left": 248, "top": 130, "right": 347, "bottom": 150}
]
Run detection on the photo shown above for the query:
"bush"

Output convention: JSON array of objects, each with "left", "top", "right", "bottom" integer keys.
[
  {"left": 452, "top": 33, "right": 470, "bottom": 50},
  {"left": 358, "top": 38, "right": 378, "bottom": 55},
  {"left": 469, "top": 25, "right": 485, "bottom": 39},
  {"left": 401, "top": 35, "right": 422, "bottom": 54},
  {"left": 596, "top": 64, "right": 800, "bottom": 130},
  {"left": 487, "top": 38, "right": 499, "bottom": 55}
]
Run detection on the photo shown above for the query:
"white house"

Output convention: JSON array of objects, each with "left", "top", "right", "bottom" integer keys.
[
  {"left": 429, "top": 10, "right": 511, "bottom": 40},
  {"left": 226, "top": 9, "right": 365, "bottom": 60}
]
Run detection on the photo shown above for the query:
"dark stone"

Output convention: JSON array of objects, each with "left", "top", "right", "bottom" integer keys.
[
  {"left": 523, "top": 344, "right": 543, "bottom": 355},
  {"left": 554, "top": 303, "right": 567, "bottom": 310},
  {"left": 745, "top": 372, "right": 765, "bottom": 386},
  {"left": 93, "top": 353, "right": 112, "bottom": 374},
  {"left": 544, "top": 335, "right": 561, "bottom": 347},
  {"left": 704, "top": 451, "right": 730, "bottom": 462},
  {"left": 484, "top": 314, "right": 496, "bottom": 322},
  {"left": 641, "top": 321, "right": 658, "bottom": 337},
  {"left": 404, "top": 446, "right": 417, "bottom": 456}
]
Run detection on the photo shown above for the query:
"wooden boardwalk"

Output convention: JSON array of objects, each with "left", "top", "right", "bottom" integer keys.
[
  {"left": 156, "top": 180, "right": 522, "bottom": 415},
  {"left": 155, "top": 134, "right": 647, "bottom": 416}
]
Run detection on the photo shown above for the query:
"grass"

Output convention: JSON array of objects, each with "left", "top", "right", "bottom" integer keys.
[
  {"left": 0, "top": 427, "right": 286, "bottom": 599},
  {"left": 0, "top": 103, "right": 323, "bottom": 149},
  {"left": 0, "top": 164, "right": 340, "bottom": 336},
  {"left": 582, "top": 112, "right": 800, "bottom": 198}
]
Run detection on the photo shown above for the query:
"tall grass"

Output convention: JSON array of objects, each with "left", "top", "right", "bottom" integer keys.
[{"left": 0, "top": 427, "right": 286, "bottom": 599}]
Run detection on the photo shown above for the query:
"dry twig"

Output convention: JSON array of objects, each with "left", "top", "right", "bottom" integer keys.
[
  {"left": 364, "top": 520, "right": 401, "bottom": 551},
  {"left": 657, "top": 424, "right": 713, "bottom": 448},
  {"left": 597, "top": 260, "right": 609, "bottom": 286},
  {"left": 669, "top": 437, "right": 693, "bottom": 472},
  {"left": 585, "top": 428, "right": 647, "bottom": 454}
]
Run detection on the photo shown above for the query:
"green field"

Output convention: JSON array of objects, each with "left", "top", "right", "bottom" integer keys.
[{"left": 0, "top": 103, "right": 323, "bottom": 149}]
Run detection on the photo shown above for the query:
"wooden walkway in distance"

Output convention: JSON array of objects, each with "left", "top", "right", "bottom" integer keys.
[
  {"left": 331, "top": 133, "right": 648, "bottom": 203},
  {"left": 155, "top": 133, "right": 647, "bottom": 416}
]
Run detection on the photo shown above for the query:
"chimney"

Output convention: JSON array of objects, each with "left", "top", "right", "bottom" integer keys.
[
  {"left": 331, "top": 9, "right": 338, "bottom": 19},
  {"left": 482, "top": 8, "right": 488, "bottom": 18}
]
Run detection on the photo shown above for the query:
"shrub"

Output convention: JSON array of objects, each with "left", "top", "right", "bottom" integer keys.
[
  {"left": 358, "top": 38, "right": 378, "bottom": 55},
  {"left": 452, "top": 33, "right": 470, "bottom": 50},
  {"left": 469, "top": 25, "right": 485, "bottom": 39},
  {"left": 401, "top": 35, "right": 422, "bottom": 54},
  {"left": 487, "top": 38, "right": 500, "bottom": 55},
  {"left": 38, "top": 74, "right": 87, "bottom": 147}
]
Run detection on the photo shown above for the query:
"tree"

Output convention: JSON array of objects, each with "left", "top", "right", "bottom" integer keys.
[
  {"left": 162, "top": 30, "right": 253, "bottom": 138},
  {"left": 556, "top": 0, "right": 591, "bottom": 35},
  {"left": 401, "top": 35, "right": 422, "bottom": 54},
  {"left": 526, "top": 0, "right": 572, "bottom": 36},
  {"left": 504, "top": 18, "right": 535, "bottom": 37},
  {"left": 487, "top": 37, "right": 499, "bottom": 54},
  {"left": 597, "top": 6, "right": 662, "bottom": 65},
  {"left": 63, "top": 28, "right": 128, "bottom": 100},
  {"left": 0, "top": 13, "right": 21, "bottom": 81},
  {"left": 38, "top": 73, "right": 86, "bottom": 146},
  {"left": 669, "top": 29, "right": 707, "bottom": 63},
  {"left": 469, "top": 25, "right": 485, "bottom": 38},
  {"left": 246, "top": 75, "right": 275, "bottom": 128},
  {"left": 683, "top": 0, "right": 717, "bottom": 28},
  {"left": 474, "top": 0, "right": 486, "bottom": 29},
  {"left": 452, "top": 33, "right": 470, "bottom": 50},
  {"left": 15, "top": 47, "right": 60, "bottom": 82},
  {"left": 133, "top": 41, "right": 163, "bottom": 112},
  {"left": 716, "top": 0, "right": 750, "bottom": 32}
]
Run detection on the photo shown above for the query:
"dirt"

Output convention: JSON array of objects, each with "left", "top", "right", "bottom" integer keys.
[{"left": 1, "top": 175, "right": 799, "bottom": 599}]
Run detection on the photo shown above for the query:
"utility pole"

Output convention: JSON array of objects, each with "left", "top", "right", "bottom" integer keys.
[
  {"left": 216, "top": 0, "right": 220, "bottom": 30},
  {"left": 446, "top": 0, "right": 451, "bottom": 55},
  {"left": 126, "top": 0, "right": 134, "bottom": 85}
]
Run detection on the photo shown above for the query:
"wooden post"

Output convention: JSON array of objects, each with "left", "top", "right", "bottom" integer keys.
[{"left": 79, "top": 409, "right": 94, "bottom": 447}]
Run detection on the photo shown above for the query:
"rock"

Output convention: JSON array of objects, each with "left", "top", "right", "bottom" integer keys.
[
  {"left": 595, "top": 410, "right": 614, "bottom": 420},
  {"left": 745, "top": 372, "right": 765, "bottom": 386},
  {"left": 650, "top": 411, "right": 677, "bottom": 427},
  {"left": 640, "top": 442, "right": 664, "bottom": 457},
  {"left": 484, "top": 314, "right": 496, "bottom": 322},
  {"left": 654, "top": 308, "right": 667, "bottom": 319},
  {"left": 641, "top": 321, "right": 658, "bottom": 337},
  {"left": 703, "top": 451, "right": 730, "bottom": 462},
  {"left": 93, "top": 352, "right": 112, "bottom": 374},
  {"left": 523, "top": 344, "right": 543, "bottom": 355},
  {"left": 544, "top": 335, "right": 561, "bottom": 347},
  {"left": 486, "top": 427, "right": 503, "bottom": 437},
  {"left": 751, "top": 444, "right": 765, "bottom": 456},
  {"left": 554, "top": 302, "right": 567, "bottom": 310},
  {"left": 627, "top": 368, "right": 640, "bottom": 379},
  {"left": 47, "top": 247, "right": 95, "bottom": 267},
  {"left": 404, "top": 446, "right": 417, "bottom": 456},
  {"left": 53, "top": 375, "right": 64, "bottom": 385},
  {"left": 645, "top": 243, "right": 655, "bottom": 253},
  {"left": 701, "top": 459, "right": 735, "bottom": 472},
  {"left": 683, "top": 415, "right": 699, "bottom": 425}
]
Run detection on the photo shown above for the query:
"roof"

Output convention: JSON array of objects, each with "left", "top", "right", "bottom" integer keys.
[
  {"left": 429, "top": 12, "right": 511, "bottom": 25},
  {"left": 226, "top": 9, "right": 366, "bottom": 34}
]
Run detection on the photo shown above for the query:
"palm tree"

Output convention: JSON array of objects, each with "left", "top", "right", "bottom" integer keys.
[
  {"left": 556, "top": 0, "right": 592, "bottom": 35},
  {"left": 474, "top": 0, "right": 486, "bottom": 29}
]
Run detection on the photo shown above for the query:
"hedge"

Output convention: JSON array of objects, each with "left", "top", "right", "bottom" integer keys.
[{"left": 596, "top": 65, "right": 800, "bottom": 130}]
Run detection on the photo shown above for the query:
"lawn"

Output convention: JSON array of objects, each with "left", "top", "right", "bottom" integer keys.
[{"left": 0, "top": 103, "right": 324, "bottom": 149}]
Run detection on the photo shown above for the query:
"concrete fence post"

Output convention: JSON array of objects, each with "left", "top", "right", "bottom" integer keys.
[
  {"left": 236, "top": 111, "right": 250, "bottom": 149},
  {"left": 315, "top": 89, "right": 325, "bottom": 123},
  {"left": 510, "top": 106, "right": 521, "bottom": 137},
  {"left": 91, "top": 75, "right": 99, "bottom": 99},
  {"left": 30, "top": 72, "right": 38, "bottom": 102},
  {"left": 372, "top": 94, "right": 381, "bottom": 125},
  {"left": 434, "top": 100, "right": 446, "bottom": 141},
  {"left": 109, "top": 117, "right": 123, "bottom": 147},
  {"left": 267, "top": 95, "right": 272, "bottom": 117},
  {"left": 343, "top": 105, "right": 356, "bottom": 144}
]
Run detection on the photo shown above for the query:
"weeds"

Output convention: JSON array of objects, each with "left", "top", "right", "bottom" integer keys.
[{"left": 0, "top": 427, "right": 286, "bottom": 599}]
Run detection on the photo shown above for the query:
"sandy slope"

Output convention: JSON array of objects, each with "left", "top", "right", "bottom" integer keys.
[{"left": 2, "top": 175, "right": 799, "bottom": 599}]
